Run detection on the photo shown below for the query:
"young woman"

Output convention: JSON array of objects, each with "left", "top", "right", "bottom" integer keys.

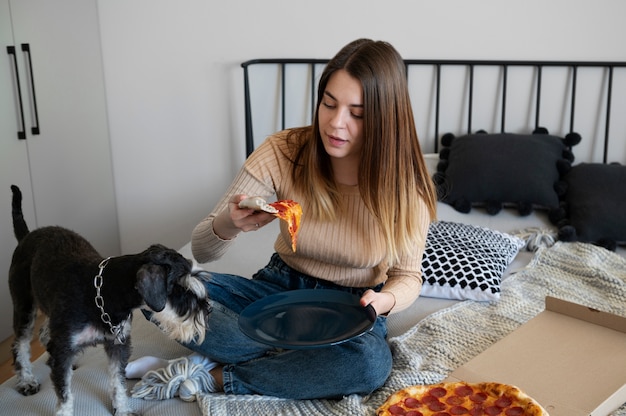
[{"left": 129, "top": 38, "right": 437, "bottom": 401}]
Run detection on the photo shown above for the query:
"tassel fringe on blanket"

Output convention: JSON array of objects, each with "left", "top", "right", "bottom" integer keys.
[
  {"left": 131, "top": 356, "right": 218, "bottom": 402},
  {"left": 512, "top": 227, "right": 557, "bottom": 252}
]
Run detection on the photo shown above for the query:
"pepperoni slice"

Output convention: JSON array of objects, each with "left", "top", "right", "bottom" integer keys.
[
  {"left": 428, "top": 401, "right": 447, "bottom": 412},
  {"left": 470, "top": 392, "right": 488, "bottom": 403},
  {"left": 389, "top": 404, "right": 407, "bottom": 415},
  {"left": 484, "top": 406, "right": 503, "bottom": 416},
  {"left": 446, "top": 396, "right": 465, "bottom": 406},
  {"left": 454, "top": 385, "right": 474, "bottom": 397},
  {"left": 422, "top": 395, "right": 441, "bottom": 405},
  {"left": 470, "top": 406, "right": 485, "bottom": 416},
  {"left": 495, "top": 397, "right": 512, "bottom": 408},
  {"left": 429, "top": 387, "right": 448, "bottom": 398},
  {"left": 404, "top": 397, "right": 421, "bottom": 408},
  {"left": 406, "top": 411, "right": 424, "bottom": 416},
  {"left": 504, "top": 407, "right": 524, "bottom": 416},
  {"left": 433, "top": 413, "right": 452, "bottom": 416},
  {"left": 450, "top": 405, "right": 470, "bottom": 415}
]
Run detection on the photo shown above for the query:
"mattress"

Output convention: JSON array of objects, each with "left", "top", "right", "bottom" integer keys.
[{"left": 2, "top": 151, "right": 624, "bottom": 415}]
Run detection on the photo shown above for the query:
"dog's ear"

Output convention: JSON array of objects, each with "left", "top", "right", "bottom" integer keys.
[
  {"left": 142, "top": 245, "right": 192, "bottom": 290},
  {"left": 136, "top": 264, "right": 168, "bottom": 312}
]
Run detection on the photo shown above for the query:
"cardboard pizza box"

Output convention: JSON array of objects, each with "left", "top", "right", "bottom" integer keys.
[{"left": 446, "top": 296, "right": 626, "bottom": 416}]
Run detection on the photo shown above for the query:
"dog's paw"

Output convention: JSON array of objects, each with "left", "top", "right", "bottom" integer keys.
[
  {"left": 114, "top": 411, "right": 141, "bottom": 416},
  {"left": 16, "top": 378, "right": 40, "bottom": 396}
]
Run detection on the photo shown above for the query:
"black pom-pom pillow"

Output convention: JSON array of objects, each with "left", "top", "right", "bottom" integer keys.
[
  {"left": 420, "top": 221, "right": 525, "bottom": 301},
  {"left": 433, "top": 131, "right": 580, "bottom": 215},
  {"left": 549, "top": 162, "right": 626, "bottom": 250}
]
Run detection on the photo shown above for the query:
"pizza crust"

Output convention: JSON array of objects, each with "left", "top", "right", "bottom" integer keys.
[{"left": 238, "top": 196, "right": 279, "bottom": 213}]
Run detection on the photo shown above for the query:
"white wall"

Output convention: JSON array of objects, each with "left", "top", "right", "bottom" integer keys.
[{"left": 97, "top": 0, "right": 626, "bottom": 253}]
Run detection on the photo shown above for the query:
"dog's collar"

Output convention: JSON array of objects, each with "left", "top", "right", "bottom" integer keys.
[{"left": 94, "top": 257, "right": 131, "bottom": 345}]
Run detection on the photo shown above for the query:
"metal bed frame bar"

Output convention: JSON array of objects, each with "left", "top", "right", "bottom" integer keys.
[{"left": 242, "top": 59, "right": 626, "bottom": 161}]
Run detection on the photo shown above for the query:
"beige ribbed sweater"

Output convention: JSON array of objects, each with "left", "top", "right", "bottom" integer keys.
[{"left": 191, "top": 131, "right": 430, "bottom": 313}]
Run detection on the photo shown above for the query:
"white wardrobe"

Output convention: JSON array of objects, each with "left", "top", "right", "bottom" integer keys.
[{"left": 0, "top": 0, "right": 119, "bottom": 342}]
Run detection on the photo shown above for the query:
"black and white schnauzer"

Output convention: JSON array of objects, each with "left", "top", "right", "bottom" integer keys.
[{"left": 8, "top": 185, "right": 212, "bottom": 416}]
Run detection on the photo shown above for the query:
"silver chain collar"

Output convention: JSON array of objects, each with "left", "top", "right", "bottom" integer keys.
[{"left": 94, "top": 257, "right": 131, "bottom": 345}]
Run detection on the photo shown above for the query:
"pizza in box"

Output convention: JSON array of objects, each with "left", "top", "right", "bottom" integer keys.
[{"left": 377, "top": 381, "right": 548, "bottom": 416}]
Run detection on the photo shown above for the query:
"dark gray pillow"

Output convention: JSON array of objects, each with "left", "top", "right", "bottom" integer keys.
[
  {"left": 433, "top": 131, "right": 579, "bottom": 215},
  {"left": 550, "top": 162, "right": 626, "bottom": 249}
]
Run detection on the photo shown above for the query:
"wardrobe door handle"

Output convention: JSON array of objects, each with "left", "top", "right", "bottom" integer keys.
[
  {"left": 21, "top": 43, "right": 40, "bottom": 135},
  {"left": 6, "top": 45, "right": 27, "bottom": 140}
]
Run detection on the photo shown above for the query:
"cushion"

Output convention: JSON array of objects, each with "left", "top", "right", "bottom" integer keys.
[
  {"left": 433, "top": 131, "right": 580, "bottom": 215},
  {"left": 420, "top": 221, "right": 525, "bottom": 301},
  {"left": 550, "top": 162, "right": 626, "bottom": 249}
]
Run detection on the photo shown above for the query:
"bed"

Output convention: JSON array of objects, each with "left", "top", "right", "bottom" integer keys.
[{"left": 1, "top": 58, "right": 625, "bottom": 416}]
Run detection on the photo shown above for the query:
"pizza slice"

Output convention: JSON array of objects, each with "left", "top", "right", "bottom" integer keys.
[
  {"left": 239, "top": 197, "right": 302, "bottom": 252},
  {"left": 268, "top": 199, "right": 302, "bottom": 252}
]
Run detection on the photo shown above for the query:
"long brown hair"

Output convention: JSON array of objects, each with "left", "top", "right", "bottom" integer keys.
[{"left": 288, "top": 39, "right": 437, "bottom": 265}]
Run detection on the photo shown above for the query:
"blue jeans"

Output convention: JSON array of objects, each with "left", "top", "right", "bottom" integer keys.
[{"left": 183, "top": 253, "right": 392, "bottom": 399}]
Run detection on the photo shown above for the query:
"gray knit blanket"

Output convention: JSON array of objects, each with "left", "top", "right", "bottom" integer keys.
[{"left": 197, "top": 242, "right": 626, "bottom": 415}]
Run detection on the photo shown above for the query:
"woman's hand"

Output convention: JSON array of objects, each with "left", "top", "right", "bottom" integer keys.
[
  {"left": 360, "top": 289, "right": 396, "bottom": 316},
  {"left": 213, "top": 194, "right": 275, "bottom": 240},
  {"left": 230, "top": 194, "right": 276, "bottom": 231}
]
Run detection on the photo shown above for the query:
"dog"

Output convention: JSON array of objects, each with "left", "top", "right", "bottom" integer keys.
[{"left": 8, "top": 185, "right": 212, "bottom": 416}]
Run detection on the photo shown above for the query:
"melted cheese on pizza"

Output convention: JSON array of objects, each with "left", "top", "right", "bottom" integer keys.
[{"left": 269, "top": 199, "right": 302, "bottom": 252}]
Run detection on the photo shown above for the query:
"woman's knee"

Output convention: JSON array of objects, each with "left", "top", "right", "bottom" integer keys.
[
  {"left": 346, "top": 335, "right": 393, "bottom": 394},
  {"left": 367, "top": 348, "right": 392, "bottom": 389}
]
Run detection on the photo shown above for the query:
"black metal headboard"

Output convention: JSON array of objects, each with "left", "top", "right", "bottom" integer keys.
[{"left": 242, "top": 59, "right": 626, "bottom": 163}]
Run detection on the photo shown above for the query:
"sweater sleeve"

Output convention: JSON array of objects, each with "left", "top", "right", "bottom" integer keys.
[{"left": 380, "top": 198, "right": 432, "bottom": 314}]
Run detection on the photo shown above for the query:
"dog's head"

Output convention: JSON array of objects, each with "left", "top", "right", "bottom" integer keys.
[{"left": 135, "top": 244, "right": 211, "bottom": 344}]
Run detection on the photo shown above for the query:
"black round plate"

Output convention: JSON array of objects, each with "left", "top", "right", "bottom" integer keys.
[{"left": 238, "top": 289, "right": 376, "bottom": 349}]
